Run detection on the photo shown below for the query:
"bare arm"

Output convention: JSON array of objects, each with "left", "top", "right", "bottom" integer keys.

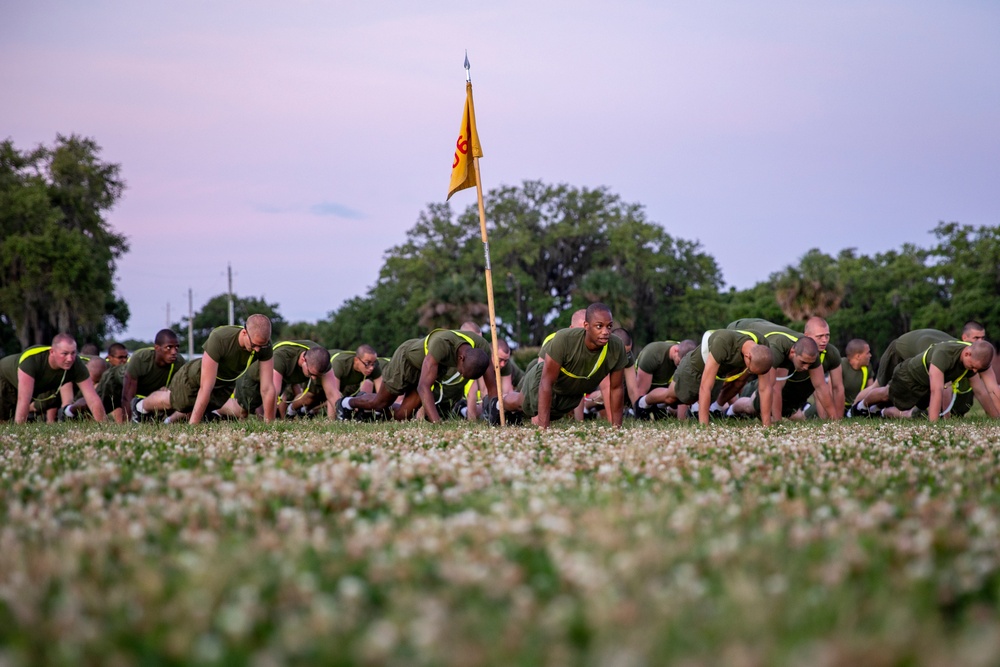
[
  {"left": 969, "top": 374, "right": 999, "bottom": 418},
  {"left": 417, "top": 355, "right": 443, "bottom": 423},
  {"left": 828, "top": 367, "right": 845, "bottom": 419},
  {"left": 320, "top": 371, "right": 340, "bottom": 420},
  {"left": 698, "top": 355, "right": 722, "bottom": 425},
  {"left": 758, "top": 370, "right": 774, "bottom": 427},
  {"left": 606, "top": 369, "right": 625, "bottom": 427},
  {"left": 78, "top": 378, "right": 107, "bottom": 422},
  {"left": 189, "top": 356, "right": 219, "bottom": 424},
  {"left": 14, "top": 370, "right": 36, "bottom": 424},
  {"left": 259, "top": 359, "right": 276, "bottom": 422},
  {"left": 928, "top": 365, "right": 945, "bottom": 422},
  {"left": 809, "top": 366, "right": 838, "bottom": 421}
]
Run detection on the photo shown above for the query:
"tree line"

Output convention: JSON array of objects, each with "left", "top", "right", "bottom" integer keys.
[{"left": 2, "top": 135, "right": 997, "bottom": 359}]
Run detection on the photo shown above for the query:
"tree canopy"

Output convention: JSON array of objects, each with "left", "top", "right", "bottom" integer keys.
[
  {"left": 172, "top": 294, "right": 286, "bottom": 352},
  {"left": 321, "top": 180, "right": 724, "bottom": 352},
  {"left": 0, "top": 135, "right": 128, "bottom": 353}
]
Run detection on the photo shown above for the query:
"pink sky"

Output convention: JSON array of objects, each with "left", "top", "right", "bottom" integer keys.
[{"left": 2, "top": 1, "right": 998, "bottom": 341}]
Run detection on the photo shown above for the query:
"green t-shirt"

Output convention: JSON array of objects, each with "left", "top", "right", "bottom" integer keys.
[
  {"left": 0, "top": 347, "right": 89, "bottom": 401},
  {"left": 540, "top": 327, "right": 629, "bottom": 397},
  {"left": 892, "top": 330, "right": 953, "bottom": 359},
  {"left": 728, "top": 322, "right": 821, "bottom": 375},
  {"left": 203, "top": 325, "right": 273, "bottom": 387},
  {"left": 329, "top": 350, "right": 383, "bottom": 394},
  {"left": 693, "top": 330, "right": 761, "bottom": 378},
  {"left": 897, "top": 340, "right": 973, "bottom": 386},
  {"left": 505, "top": 357, "right": 525, "bottom": 387},
  {"left": 841, "top": 359, "right": 872, "bottom": 406},
  {"left": 635, "top": 340, "right": 681, "bottom": 387},
  {"left": 125, "top": 348, "right": 187, "bottom": 397},
  {"left": 405, "top": 330, "right": 489, "bottom": 383}
]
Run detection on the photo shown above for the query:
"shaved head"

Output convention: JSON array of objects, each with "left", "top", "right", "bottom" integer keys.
[
  {"left": 245, "top": 314, "right": 272, "bottom": 341},
  {"left": 970, "top": 340, "right": 995, "bottom": 369},
  {"left": 748, "top": 344, "right": 773, "bottom": 375}
]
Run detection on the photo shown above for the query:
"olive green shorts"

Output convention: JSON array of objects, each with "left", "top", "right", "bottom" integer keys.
[
  {"left": 380, "top": 346, "right": 422, "bottom": 397},
  {"left": 519, "top": 361, "right": 585, "bottom": 420},
  {"left": 887, "top": 364, "right": 930, "bottom": 411},
  {"left": 169, "top": 359, "right": 234, "bottom": 413}
]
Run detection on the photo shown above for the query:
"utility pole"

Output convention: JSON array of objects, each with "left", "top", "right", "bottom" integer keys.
[
  {"left": 188, "top": 288, "right": 194, "bottom": 357},
  {"left": 227, "top": 262, "right": 235, "bottom": 326}
]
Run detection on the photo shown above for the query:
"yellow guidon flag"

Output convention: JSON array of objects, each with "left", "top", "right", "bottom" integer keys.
[{"left": 447, "top": 81, "right": 483, "bottom": 200}]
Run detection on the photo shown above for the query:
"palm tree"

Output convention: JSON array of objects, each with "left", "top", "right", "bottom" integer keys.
[{"left": 773, "top": 249, "right": 844, "bottom": 322}]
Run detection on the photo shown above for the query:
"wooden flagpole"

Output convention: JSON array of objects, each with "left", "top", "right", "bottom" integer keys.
[{"left": 466, "top": 55, "right": 506, "bottom": 426}]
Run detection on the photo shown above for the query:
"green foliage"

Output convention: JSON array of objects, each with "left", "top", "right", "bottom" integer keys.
[
  {"left": 173, "top": 293, "right": 285, "bottom": 352},
  {"left": 322, "top": 181, "right": 724, "bottom": 351},
  {"left": 0, "top": 135, "right": 128, "bottom": 349}
]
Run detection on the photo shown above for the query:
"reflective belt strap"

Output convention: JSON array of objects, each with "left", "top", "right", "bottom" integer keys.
[
  {"left": 706, "top": 330, "right": 759, "bottom": 381},
  {"left": 424, "top": 329, "right": 476, "bottom": 355},
  {"left": 216, "top": 326, "right": 257, "bottom": 383},
  {"left": 216, "top": 352, "right": 255, "bottom": 382},
  {"left": 559, "top": 346, "right": 608, "bottom": 379},
  {"left": 18, "top": 346, "right": 69, "bottom": 401},
  {"left": 921, "top": 341, "right": 970, "bottom": 385},
  {"left": 847, "top": 365, "right": 871, "bottom": 407}
]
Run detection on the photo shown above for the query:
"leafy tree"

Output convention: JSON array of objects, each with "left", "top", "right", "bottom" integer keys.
[
  {"left": 723, "top": 284, "right": 788, "bottom": 327},
  {"left": 0, "top": 135, "right": 129, "bottom": 348},
  {"left": 324, "top": 181, "right": 725, "bottom": 351},
  {"left": 772, "top": 249, "right": 843, "bottom": 321},
  {"left": 927, "top": 221, "right": 1000, "bottom": 337},
  {"left": 173, "top": 294, "right": 285, "bottom": 352}
]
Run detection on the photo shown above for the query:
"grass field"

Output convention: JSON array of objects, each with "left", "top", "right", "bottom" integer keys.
[{"left": 3, "top": 419, "right": 1000, "bottom": 666}]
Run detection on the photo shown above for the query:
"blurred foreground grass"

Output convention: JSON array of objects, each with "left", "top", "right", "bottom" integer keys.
[{"left": 3, "top": 418, "right": 1000, "bottom": 666}]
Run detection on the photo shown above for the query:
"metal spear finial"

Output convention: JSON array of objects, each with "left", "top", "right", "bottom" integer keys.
[{"left": 464, "top": 50, "right": 471, "bottom": 82}]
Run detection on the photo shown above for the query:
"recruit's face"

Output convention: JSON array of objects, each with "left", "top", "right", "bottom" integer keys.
[
  {"left": 852, "top": 345, "right": 872, "bottom": 368},
  {"left": 964, "top": 328, "right": 986, "bottom": 343},
  {"left": 962, "top": 350, "right": 990, "bottom": 374},
  {"left": 583, "top": 311, "right": 613, "bottom": 349},
  {"left": 156, "top": 339, "right": 181, "bottom": 365},
  {"left": 354, "top": 353, "right": 378, "bottom": 377},
  {"left": 107, "top": 350, "right": 129, "bottom": 366},
  {"left": 242, "top": 327, "right": 270, "bottom": 352},
  {"left": 792, "top": 352, "right": 817, "bottom": 373},
  {"left": 49, "top": 342, "right": 77, "bottom": 370},
  {"left": 806, "top": 325, "right": 831, "bottom": 352}
]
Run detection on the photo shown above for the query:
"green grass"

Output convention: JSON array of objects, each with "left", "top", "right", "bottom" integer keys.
[{"left": 3, "top": 418, "right": 1000, "bottom": 665}]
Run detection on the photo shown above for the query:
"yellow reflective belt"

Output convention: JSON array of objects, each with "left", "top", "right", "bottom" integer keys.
[
  {"left": 560, "top": 344, "right": 608, "bottom": 379},
  {"left": 424, "top": 329, "right": 476, "bottom": 355},
  {"left": 216, "top": 352, "right": 255, "bottom": 382},
  {"left": 275, "top": 341, "right": 311, "bottom": 350},
  {"left": 922, "top": 341, "right": 970, "bottom": 385},
  {"left": 18, "top": 346, "right": 70, "bottom": 402},
  {"left": 715, "top": 330, "right": 759, "bottom": 382},
  {"left": 19, "top": 346, "right": 51, "bottom": 364}
]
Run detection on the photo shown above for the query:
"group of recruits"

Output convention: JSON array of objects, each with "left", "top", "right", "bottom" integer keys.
[{"left": 2, "top": 305, "right": 998, "bottom": 428}]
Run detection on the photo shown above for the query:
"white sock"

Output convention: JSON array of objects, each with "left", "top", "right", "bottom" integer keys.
[
  {"left": 341, "top": 397, "right": 353, "bottom": 409},
  {"left": 710, "top": 401, "right": 722, "bottom": 412},
  {"left": 856, "top": 400, "right": 867, "bottom": 410},
  {"left": 135, "top": 399, "right": 148, "bottom": 414},
  {"left": 638, "top": 396, "right": 649, "bottom": 409},
  {"left": 725, "top": 405, "right": 736, "bottom": 417},
  {"left": 163, "top": 414, "right": 174, "bottom": 424}
]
